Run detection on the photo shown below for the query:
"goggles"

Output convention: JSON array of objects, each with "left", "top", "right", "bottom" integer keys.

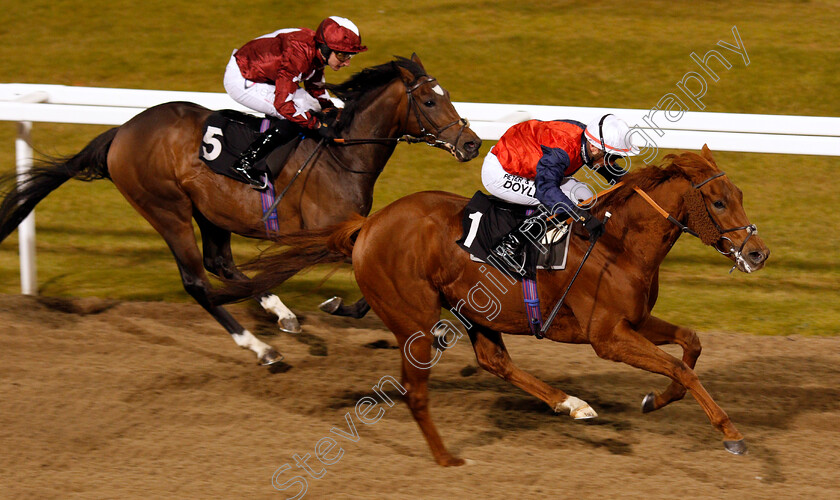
[{"left": 334, "top": 51, "right": 355, "bottom": 62}]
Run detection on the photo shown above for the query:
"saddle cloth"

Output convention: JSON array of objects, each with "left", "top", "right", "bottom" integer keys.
[
  {"left": 198, "top": 110, "right": 301, "bottom": 184},
  {"left": 455, "top": 191, "right": 572, "bottom": 274}
]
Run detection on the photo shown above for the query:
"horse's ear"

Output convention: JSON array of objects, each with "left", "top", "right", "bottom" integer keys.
[
  {"left": 700, "top": 144, "right": 717, "bottom": 165},
  {"left": 410, "top": 53, "right": 426, "bottom": 71},
  {"left": 398, "top": 64, "right": 417, "bottom": 84}
]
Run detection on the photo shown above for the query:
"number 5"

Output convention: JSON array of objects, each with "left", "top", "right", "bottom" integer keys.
[{"left": 202, "top": 126, "right": 223, "bottom": 161}]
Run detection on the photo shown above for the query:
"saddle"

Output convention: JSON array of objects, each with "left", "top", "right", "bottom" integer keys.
[
  {"left": 455, "top": 191, "right": 574, "bottom": 337},
  {"left": 198, "top": 110, "right": 302, "bottom": 184},
  {"left": 456, "top": 191, "right": 572, "bottom": 276}
]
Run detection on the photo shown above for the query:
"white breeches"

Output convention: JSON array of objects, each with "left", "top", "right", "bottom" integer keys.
[{"left": 481, "top": 152, "right": 594, "bottom": 207}]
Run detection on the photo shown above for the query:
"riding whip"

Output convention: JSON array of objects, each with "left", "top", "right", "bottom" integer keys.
[
  {"left": 261, "top": 138, "right": 325, "bottom": 222},
  {"left": 539, "top": 212, "right": 611, "bottom": 337}
]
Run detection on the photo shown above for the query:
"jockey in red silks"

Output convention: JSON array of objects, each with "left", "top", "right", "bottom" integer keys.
[
  {"left": 223, "top": 16, "right": 368, "bottom": 189},
  {"left": 481, "top": 114, "right": 638, "bottom": 272}
]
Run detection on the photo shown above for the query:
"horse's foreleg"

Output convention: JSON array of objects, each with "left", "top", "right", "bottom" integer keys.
[
  {"left": 469, "top": 326, "right": 596, "bottom": 419},
  {"left": 636, "top": 315, "right": 702, "bottom": 413},
  {"left": 590, "top": 320, "right": 745, "bottom": 454},
  {"left": 196, "top": 213, "right": 301, "bottom": 334}
]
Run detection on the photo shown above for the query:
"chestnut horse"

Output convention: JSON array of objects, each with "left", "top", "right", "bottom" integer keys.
[
  {"left": 221, "top": 145, "right": 769, "bottom": 464},
  {"left": 0, "top": 55, "right": 480, "bottom": 365}
]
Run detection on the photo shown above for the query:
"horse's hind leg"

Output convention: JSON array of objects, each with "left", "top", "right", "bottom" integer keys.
[
  {"left": 127, "top": 202, "right": 282, "bottom": 365},
  {"left": 361, "top": 278, "right": 463, "bottom": 466},
  {"left": 170, "top": 240, "right": 283, "bottom": 365},
  {"left": 398, "top": 328, "right": 466, "bottom": 466},
  {"left": 590, "top": 320, "right": 745, "bottom": 454},
  {"left": 469, "top": 325, "right": 597, "bottom": 419},
  {"left": 194, "top": 211, "right": 301, "bottom": 333},
  {"left": 636, "top": 315, "right": 702, "bottom": 413}
]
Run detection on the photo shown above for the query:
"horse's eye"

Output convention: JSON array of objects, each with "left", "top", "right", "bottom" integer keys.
[
  {"left": 424, "top": 100, "right": 436, "bottom": 107},
  {"left": 713, "top": 200, "right": 725, "bottom": 210}
]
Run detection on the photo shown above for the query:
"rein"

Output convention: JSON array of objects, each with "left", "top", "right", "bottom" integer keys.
[
  {"left": 260, "top": 139, "right": 325, "bottom": 222},
  {"left": 330, "top": 75, "right": 470, "bottom": 152}
]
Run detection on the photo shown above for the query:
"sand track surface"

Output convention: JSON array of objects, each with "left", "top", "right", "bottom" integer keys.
[{"left": 1, "top": 294, "right": 838, "bottom": 499}]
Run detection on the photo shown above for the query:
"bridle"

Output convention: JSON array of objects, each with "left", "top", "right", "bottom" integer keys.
[
  {"left": 331, "top": 75, "right": 471, "bottom": 160},
  {"left": 689, "top": 172, "right": 759, "bottom": 272},
  {"left": 402, "top": 76, "right": 470, "bottom": 155},
  {"left": 633, "top": 171, "right": 759, "bottom": 273}
]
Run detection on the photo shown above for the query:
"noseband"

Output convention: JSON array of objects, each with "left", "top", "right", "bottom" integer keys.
[
  {"left": 632, "top": 171, "right": 758, "bottom": 273},
  {"left": 688, "top": 172, "right": 759, "bottom": 273}
]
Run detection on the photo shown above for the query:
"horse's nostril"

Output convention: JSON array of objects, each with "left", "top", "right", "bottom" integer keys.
[
  {"left": 748, "top": 251, "right": 766, "bottom": 264},
  {"left": 464, "top": 141, "right": 478, "bottom": 152}
]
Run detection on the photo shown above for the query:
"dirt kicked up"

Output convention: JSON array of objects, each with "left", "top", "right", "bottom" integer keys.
[{"left": 0, "top": 294, "right": 838, "bottom": 499}]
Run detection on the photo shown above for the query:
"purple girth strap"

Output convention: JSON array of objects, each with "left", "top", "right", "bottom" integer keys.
[{"left": 258, "top": 118, "right": 280, "bottom": 236}]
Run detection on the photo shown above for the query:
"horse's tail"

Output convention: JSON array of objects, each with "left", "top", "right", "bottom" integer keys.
[
  {"left": 0, "top": 127, "right": 118, "bottom": 244},
  {"left": 210, "top": 213, "right": 367, "bottom": 305}
]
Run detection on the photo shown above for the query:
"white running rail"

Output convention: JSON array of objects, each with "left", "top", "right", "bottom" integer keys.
[{"left": 2, "top": 83, "right": 839, "bottom": 294}]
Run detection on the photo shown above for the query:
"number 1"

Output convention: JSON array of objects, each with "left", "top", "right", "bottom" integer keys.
[{"left": 463, "top": 211, "right": 483, "bottom": 247}]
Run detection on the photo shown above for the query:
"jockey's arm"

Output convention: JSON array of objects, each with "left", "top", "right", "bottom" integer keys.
[
  {"left": 534, "top": 146, "right": 578, "bottom": 218},
  {"left": 303, "top": 70, "right": 338, "bottom": 110},
  {"left": 272, "top": 62, "right": 321, "bottom": 130}
]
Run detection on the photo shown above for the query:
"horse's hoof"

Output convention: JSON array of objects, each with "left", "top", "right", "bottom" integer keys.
[
  {"left": 437, "top": 456, "right": 467, "bottom": 467},
  {"left": 571, "top": 405, "right": 598, "bottom": 420},
  {"left": 259, "top": 348, "right": 285, "bottom": 366},
  {"left": 724, "top": 439, "right": 748, "bottom": 455},
  {"left": 319, "top": 296, "right": 342, "bottom": 314},
  {"left": 278, "top": 317, "right": 301, "bottom": 334},
  {"left": 641, "top": 392, "right": 657, "bottom": 413}
]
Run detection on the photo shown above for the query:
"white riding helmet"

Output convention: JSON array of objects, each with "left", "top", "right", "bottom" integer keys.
[{"left": 584, "top": 114, "right": 637, "bottom": 157}]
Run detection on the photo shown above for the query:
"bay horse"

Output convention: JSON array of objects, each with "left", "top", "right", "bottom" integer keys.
[
  {"left": 0, "top": 54, "right": 480, "bottom": 365},
  {"left": 219, "top": 145, "right": 769, "bottom": 464}
]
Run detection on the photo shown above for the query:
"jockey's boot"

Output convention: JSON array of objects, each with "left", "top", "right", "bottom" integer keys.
[
  {"left": 491, "top": 213, "right": 559, "bottom": 276},
  {"left": 492, "top": 229, "right": 527, "bottom": 276},
  {"left": 233, "top": 127, "right": 288, "bottom": 190}
]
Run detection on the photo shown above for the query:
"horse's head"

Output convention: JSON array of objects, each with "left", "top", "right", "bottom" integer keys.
[
  {"left": 326, "top": 55, "right": 481, "bottom": 161},
  {"left": 392, "top": 54, "right": 481, "bottom": 161},
  {"left": 676, "top": 145, "right": 770, "bottom": 273}
]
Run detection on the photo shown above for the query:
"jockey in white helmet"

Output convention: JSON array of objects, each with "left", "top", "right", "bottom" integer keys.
[{"left": 481, "top": 113, "right": 637, "bottom": 275}]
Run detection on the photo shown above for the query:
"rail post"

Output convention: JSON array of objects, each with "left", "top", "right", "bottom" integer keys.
[{"left": 13, "top": 91, "right": 49, "bottom": 295}]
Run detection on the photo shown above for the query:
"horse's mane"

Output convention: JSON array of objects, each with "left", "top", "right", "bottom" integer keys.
[
  {"left": 325, "top": 57, "right": 426, "bottom": 128},
  {"left": 587, "top": 150, "right": 720, "bottom": 227}
]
